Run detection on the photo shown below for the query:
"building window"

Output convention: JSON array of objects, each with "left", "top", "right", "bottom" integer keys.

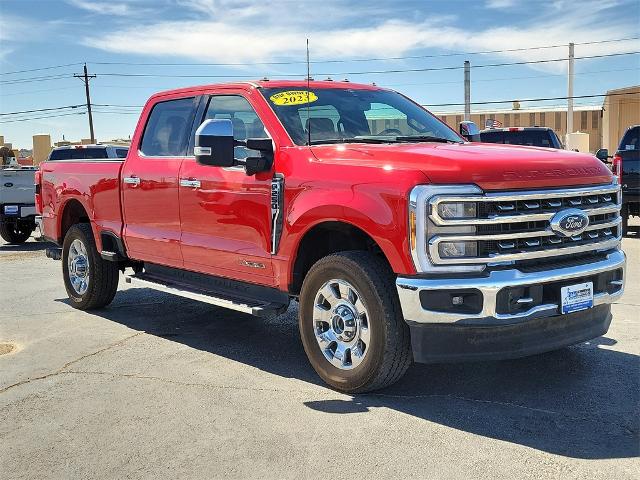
[
  {"left": 479, "top": 114, "right": 486, "bottom": 127},
  {"left": 441, "top": 115, "right": 447, "bottom": 123},
  {"left": 555, "top": 112, "right": 561, "bottom": 130},
  {"left": 592, "top": 110, "right": 599, "bottom": 129},
  {"left": 530, "top": 113, "right": 535, "bottom": 126},
  {"left": 514, "top": 115, "right": 520, "bottom": 127},
  {"left": 455, "top": 115, "right": 462, "bottom": 124},
  {"left": 504, "top": 114, "right": 510, "bottom": 127},
  {"left": 540, "top": 112, "right": 546, "bottom": 126},
  {"left": 581, "top": 111, "right": 588, "bottom": 131}
]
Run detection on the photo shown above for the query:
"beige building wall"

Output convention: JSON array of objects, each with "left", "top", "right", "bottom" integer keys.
[
  {"left": 0, "top": 136, "right": 4, "bottom": 146},
  {"left": 438, "top": 108, "right": 603, "bottom": 152},
  {"left": 32, "top": 134, "right": 52, "bottom": 165},
  {"left": 602, "top": 86, "right": 640, "bottom": 153}
]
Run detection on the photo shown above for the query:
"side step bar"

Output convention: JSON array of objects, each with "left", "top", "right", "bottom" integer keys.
[{"left": 124, "top": 273, "right": 287, "bottom": 317}]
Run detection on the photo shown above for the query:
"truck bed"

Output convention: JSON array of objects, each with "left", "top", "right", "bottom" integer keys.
[{"left": 40, "top": 160, "right": 124, "bottom": 245}]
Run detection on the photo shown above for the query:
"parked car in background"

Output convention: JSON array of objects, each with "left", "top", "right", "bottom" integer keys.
[
  {"left": 48, "top": 144, "right": 129, "bottom": 161},
  {"left": 0, "top": 166, "right": 37, "bottom": 244},
  {"left": 479, "top": 127, "right": 564, "bottom": 149},
  {"left": 596, "top": 125, "right": 639, "bottom": 234}
]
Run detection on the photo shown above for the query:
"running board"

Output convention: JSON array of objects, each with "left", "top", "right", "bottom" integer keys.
[{"left": 124, "top": 273, "right": 287, "bottom": 317}]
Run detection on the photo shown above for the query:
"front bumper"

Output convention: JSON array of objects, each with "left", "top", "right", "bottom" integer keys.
[{"left": 396, "top": 249, "right": 626, "bottom": 362}]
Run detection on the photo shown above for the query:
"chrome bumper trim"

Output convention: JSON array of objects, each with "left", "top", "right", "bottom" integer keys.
[{"left": 396, "top": 249, "right": 626, "bottom": 325}]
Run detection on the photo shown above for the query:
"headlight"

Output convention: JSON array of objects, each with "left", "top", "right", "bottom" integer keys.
[
  {"left": 437, "top": 202, "right": 477, "bottom": 219},
  {"left": 438, "top": 241, "right": 478, "bottom": 258}
]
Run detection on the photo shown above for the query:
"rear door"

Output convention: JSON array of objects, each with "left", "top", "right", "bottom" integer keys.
[
  {"left": 178, "top": 92, "right": 276, "bottom": 285},
  {"left": 121, "top": 96, "right": 198, "bottom": 268}
]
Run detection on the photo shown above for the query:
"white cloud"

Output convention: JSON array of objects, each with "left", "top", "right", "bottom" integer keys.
[
  {"left": 67, "top": 0, "right": 133, "bottom": 16},
  {"left": 80, "top": 0, "right": 639, "bottom": 73}
]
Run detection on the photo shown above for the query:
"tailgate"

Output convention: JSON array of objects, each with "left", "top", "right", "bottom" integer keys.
[{"left": 0, "top": 168, "right": 36, "bottom": 206}]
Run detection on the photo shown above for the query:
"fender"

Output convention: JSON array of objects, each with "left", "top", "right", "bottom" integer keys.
[{"left": 276, "top": 181, "right": 421, "bottom": 289}]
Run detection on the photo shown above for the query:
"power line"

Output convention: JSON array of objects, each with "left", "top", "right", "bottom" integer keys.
[
  {"left": 0, "top": 111, "right": 86, "bottom": 124},
  {"left": 88, "top": 51, "right": 639, "bottom": 79},
  {"left": 422, "top": 90, "right": 640, "bottom": 108},
  {"left": 0, "top": 62, "right": 84, "bottom": 76},
  {"left": 0, "top": 74, "right": 72, "bottom": 85},
  {"left": 0, "top": 104, "right": 85, "bottom": 116}
]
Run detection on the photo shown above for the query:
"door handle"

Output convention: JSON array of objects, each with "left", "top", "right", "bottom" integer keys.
[
  {"left": 123, "top": 176, "right": 141, "bottom": 186},
  {"left": 180, "top": 178, "right": 201, "bottom": 189}
]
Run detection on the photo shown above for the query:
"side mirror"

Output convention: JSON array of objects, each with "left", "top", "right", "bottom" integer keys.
[
  {"left": 595, "top": 148, "right": 610, "bottom": 162},
  {"left": 195, "top": 119, "right": 235, "bottom": 167},
  {"left": 459, "top": 121, "right": 480, "bottom": 142}
]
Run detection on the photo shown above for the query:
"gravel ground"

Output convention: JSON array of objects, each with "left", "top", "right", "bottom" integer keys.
[{"left": 1, "top": 224, "right": 639, "bottom": 479}]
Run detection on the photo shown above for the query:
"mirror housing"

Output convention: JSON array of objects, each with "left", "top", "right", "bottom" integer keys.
[
  {"left": 595, "top": 148, "right": 610, "bottom": 162},
  {"left": 459, "top": 121, "right": 481, "bottom": 142},
  {"left": 195, "top": 119, "right": 235, "bottom": 167},
  {"left": 244, "top": 138, "right": 274, "bottom": 176}
]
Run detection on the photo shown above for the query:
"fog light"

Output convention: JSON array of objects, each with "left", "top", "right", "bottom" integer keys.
[
  {"left": 439, "top": 241, "right": 478, "bottom": 258},
  {"left": 438, "top": 202, "right": 477, "bottom": 219},
  {"left": 451, "top": 296, "right": 464, "bottom": 305}
]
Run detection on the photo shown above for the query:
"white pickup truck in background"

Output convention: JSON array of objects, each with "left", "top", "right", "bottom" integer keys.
[{"left": 0, "top": 166, "right": 38, "bottom": 244}]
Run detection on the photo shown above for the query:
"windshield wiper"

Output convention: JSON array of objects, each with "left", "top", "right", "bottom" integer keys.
[
  {"left": 308, "top": 137, "right": 395, "bottom": 145},
  {"left": 394, "top": 135, "right": 461, "bottom": 144}
]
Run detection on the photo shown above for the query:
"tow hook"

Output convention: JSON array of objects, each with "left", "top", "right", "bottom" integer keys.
[{"left": 45, "top": 247, "right": 62, "bottom": 260}]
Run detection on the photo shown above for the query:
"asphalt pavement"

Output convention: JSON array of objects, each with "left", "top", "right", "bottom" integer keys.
[{"left": 1, "top": 226, "right": 639, "bottom": 479}]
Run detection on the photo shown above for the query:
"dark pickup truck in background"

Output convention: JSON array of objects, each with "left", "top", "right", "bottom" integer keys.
[
  {"left": 479, "top": 127, "right": 564, "bottom": 149},
  {"left": 597, "top": 125, "right": 639, "bottom": 234}
]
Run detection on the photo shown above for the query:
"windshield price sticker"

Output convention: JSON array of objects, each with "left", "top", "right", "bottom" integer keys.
[
  {"left": 270, "top": 90, "right": 318, "bottom": 106},
  {"left": 560, "top": 282, "right": 594, "bottom": 314}
]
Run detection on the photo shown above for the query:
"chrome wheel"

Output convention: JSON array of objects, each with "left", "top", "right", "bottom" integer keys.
[
  {"left": 313, "top": 279, "right": 370, "bottom": 370},
  {"left": 67, "top": 238, "right": 89, "bottom": 295}
]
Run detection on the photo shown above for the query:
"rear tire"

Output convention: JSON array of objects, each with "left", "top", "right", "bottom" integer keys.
[
  {"left": 0, "top": 221, "right": 32, "bottom": 244},
  {"left": 62, "top": 223, "right": 119, "bottom": 310},
  {"left": 299, "top": 251, "right": 412, "bottom": 393}
]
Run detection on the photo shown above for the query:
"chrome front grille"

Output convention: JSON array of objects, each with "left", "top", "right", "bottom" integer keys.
[{"left": 427, "top": 182, "right": 622, "bottom": 265}]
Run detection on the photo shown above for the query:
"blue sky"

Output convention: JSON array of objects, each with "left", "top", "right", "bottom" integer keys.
[{"left": 1, "top": 0, "right": 639, "bottom": 148}]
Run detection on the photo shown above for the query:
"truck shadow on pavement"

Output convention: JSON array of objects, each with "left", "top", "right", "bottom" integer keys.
[
  {"left": 0, "top": 240, "right": 51, "bottom": 252},
  {"left": 71, "top": 287, "right": 639, "bottom": 461}
]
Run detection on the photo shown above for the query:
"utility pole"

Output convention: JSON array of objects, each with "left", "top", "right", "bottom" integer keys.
[
  {"left": 74, "top": 63, "right": 96, "bottom": 143},
  {"left": 464, "top": 60, "right": 471, "bottom": 121},
  {"left": 567, "top": 43, "right": 574, "bottom": 139}
]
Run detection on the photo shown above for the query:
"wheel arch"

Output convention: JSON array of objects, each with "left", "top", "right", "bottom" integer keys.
[
  {"left": 289, "top": 219, "right": 393, "bottom": 295},
  {"left": 58, "top": 198, "right": 91, "bottom": 244}
]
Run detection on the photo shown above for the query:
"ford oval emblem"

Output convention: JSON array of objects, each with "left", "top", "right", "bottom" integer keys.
[{"left": 550, "top": 208, "right": 589, "bottom": 237}]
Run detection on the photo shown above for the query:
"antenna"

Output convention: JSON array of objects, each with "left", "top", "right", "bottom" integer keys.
[{"left": 306, "top": 38, "right": 311, "bottom": 146}]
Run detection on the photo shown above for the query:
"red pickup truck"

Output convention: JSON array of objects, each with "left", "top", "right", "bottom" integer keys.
[{"left": 37, "top": 80, "right": 626, "bottom": 392}]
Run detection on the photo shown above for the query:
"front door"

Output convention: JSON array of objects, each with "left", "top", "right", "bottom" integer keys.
[
  {"left": 122, "top": 96, "right": 198, "bottom": 268},
  {"left": 179, "top": 94, "right": 275, "bottom": 285}
]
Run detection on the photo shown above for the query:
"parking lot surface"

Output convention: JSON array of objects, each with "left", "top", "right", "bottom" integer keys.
[{"left": 1, "top": 229, "right": 639, "bottom": 479}]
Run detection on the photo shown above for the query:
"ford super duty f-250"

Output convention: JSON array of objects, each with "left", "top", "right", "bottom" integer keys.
[{"left": 38, "top": 80, "right": 626, "bottom": 392}]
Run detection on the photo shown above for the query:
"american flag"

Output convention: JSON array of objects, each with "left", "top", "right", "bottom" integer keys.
[{"left": 485, "top": 118, "right": 502, "bottom": 129}]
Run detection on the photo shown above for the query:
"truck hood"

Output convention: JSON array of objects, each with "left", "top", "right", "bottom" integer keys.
[{"left": 310, "top": 142, "right": 614, "bottom": 190}]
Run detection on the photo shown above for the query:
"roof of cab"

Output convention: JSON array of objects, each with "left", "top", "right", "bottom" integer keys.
[{"left": 149, "top": 79, "right": 384, "bottom": 100}]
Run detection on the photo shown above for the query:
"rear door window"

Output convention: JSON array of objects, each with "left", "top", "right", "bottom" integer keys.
[
  {"left": 48, "top": 148, "right": 109, "bottom": 160},
  {"left": 140, "top": 97, "right": 197, "bottom": 156}
]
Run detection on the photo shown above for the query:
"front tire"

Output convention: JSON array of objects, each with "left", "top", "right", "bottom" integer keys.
[
  {"left": 62, "top": 223, "right": 119, "bottom": 310},
  {"left": 0, "top": 221, "right": 33, "bottom": 244},
  {"left": 299, "top": 251, "right": 412, "bottom": 393}
]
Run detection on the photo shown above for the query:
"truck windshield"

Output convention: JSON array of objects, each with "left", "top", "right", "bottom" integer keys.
[{"left": 261, "top": 87, "right": 461, "bottom": 146}]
